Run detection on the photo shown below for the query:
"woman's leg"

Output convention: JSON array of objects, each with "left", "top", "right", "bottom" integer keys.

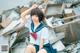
[
  {"left": 37, "top": 49, "right": 47, "bottom": 53},
  {"left": 25, "top": 44, "right": 36, "bottom": 53}
]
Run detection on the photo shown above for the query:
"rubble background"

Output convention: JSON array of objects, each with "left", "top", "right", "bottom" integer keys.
[{"left": 0, "top": 0, "right": 80, "bottom": 53}]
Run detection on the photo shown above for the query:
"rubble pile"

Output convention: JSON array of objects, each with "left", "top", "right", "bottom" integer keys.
[{"left": 0, "top": 0, "right": 80, "bottom": 53}]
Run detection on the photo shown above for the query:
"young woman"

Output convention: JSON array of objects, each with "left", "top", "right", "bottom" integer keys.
[{"left": 21, "top": 4, "right": 57, "bottom": 53}]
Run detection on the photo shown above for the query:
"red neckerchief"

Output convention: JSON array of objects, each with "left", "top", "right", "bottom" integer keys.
[
  {"left": 30, "top": 22, "right": 45, "bottom": 40},
  {"left": 30, "top": 33, "right": 37, "bottom": 40}
]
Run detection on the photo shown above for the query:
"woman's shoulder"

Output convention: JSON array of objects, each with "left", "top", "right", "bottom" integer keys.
[{"left": 41, "top": 26, "right": 49, "bottom": 32}]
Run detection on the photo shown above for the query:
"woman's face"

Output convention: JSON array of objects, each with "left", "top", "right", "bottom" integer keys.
[{"left": 32, "top": 15, "right": 39, "bottom": 23}]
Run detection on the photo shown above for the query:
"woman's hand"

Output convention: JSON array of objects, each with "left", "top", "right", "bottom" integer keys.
[
  {"left": 39, "top": 45, "right": 43, "bottom": 50},
  {"left": 21, "top": 4, "right": 38, "bottom": 18},
  {"left": 30, "top": 4, "right": 38, "bottom": 10},
  {"left": 39, "top": 38, "right": 45, "bottom": 50}
]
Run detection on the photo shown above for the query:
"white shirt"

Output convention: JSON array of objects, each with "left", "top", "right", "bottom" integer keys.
[{"left": 24, "top": 15, "right": 49, "bottom": 45}]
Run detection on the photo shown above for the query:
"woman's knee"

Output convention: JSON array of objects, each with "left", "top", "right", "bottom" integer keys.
[
  {"left": 38, "top": 49, "right": 47, "bottom": 53},
  {"left": 25, "top": 44, "right": 36, "bottom": 53},
  {"left": 26, "top": 44, "right": 35, "bottom": 50}
]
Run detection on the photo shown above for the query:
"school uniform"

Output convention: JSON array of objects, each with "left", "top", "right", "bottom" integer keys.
[{"left": 24, "top": 15, "right": 57, "bottom": 53}]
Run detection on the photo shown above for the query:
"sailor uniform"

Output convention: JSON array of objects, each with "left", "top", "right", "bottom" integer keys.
[{"left": 24, "top": 15, "right": 57, "bottom": 53}]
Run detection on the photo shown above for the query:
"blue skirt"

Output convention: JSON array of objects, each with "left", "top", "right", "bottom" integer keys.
[{"left": 34, "top": 43, "right": 57, "bottom": 53}]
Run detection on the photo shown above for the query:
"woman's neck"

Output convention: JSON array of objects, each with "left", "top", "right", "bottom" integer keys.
[{"left": 33, "top": 21, "right": 40, "bottom": 28}]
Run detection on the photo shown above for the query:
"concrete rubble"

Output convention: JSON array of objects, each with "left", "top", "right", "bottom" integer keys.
[{"left": 0, "top": 0, "right": 80, "bottom": 53}]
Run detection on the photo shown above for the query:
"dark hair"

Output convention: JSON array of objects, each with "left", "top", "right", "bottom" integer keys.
[{"left": 30, "top": 8, "right": 45, "bottom": 22}]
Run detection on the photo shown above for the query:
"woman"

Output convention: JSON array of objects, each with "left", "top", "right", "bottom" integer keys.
[{"left": 21, "top": 4, "right": 57, "bottom": 53}]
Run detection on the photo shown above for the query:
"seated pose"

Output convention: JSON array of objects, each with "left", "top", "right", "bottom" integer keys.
[{"left": 21, "top": 4, "right": 57, "bottom": 53}]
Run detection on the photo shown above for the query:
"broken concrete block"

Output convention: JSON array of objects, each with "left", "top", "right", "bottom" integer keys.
[
  {"left": 64, "top": 8, "right": 75, "bottom": 18},
  {"left": 9, "top": 33, "right": 17, "bottom": 47},
  {"left": 1, "top": 17, "right": 12, "bottom": 28},
  {"left": 1, "top": 20, "right": 20, "bottom": 35},
  {"left": 1, "top": 10, "right": 19, "bottom": 28},
  {"left": 53, "top": 41, "right": 65, "bottom": 51},
  {"left": 46, "top": 4, "right": 63, "bottom": 17},
  {"left": 0, "top": 36, "right": 9, "bottom": 53},
  {"left": 9, "top": 27, "right": 29, "bottom": 47},
  {"left": 49, "top": 32, "right": 65, "bottom": 44},
  {"left": 11, "top": 42, "right": 26, "bottom": 53}
]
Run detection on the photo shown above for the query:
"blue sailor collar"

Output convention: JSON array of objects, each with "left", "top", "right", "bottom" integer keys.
[{"left": 31, "top": 21, "right": 45, "bottom": 33}]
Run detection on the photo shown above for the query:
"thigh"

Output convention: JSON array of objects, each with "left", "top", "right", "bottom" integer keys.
[
  {"left": 26, "top": 44, "right": 36, "bottom": 52},
  {"left": 38, "top": 49, "right": 47, "bottom": 53}
]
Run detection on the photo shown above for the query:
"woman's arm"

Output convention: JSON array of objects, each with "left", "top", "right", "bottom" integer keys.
[
  {"left": 39, "top": 38, "right": 44, "bottom": 50},
  {"left": 39, "top": 27, "right": 49, "bottom": 50},
  {"left": 21, "top": 4, "right": 38, "bottom": 19}
]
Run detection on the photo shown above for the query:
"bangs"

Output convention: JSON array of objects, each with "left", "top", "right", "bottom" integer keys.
[{"left": 30, "top": 8, "right": 45, "bottom": 22}]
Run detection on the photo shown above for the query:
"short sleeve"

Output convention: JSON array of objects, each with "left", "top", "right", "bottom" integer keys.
[
  {"left": 24, "top": 15, "right": 32, "bottom": 28},
  {"left": 20, "top": 15, "right": 31, "bottom": 29},
  {"left": 21, "top": 15, "right": 32, "bottom": 28},
  {"left": 41, "top": 27, "right": 50, "bottom": 40}
]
